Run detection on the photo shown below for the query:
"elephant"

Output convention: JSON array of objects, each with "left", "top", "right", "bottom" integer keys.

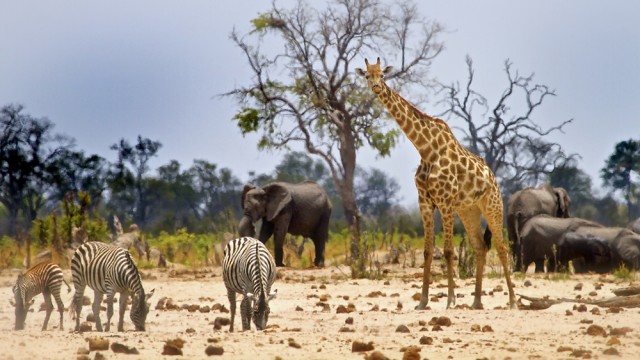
[
  {"left": 604, "top": 228, "right": 640, "bottom": 270},
  {"left": 239, "top": 181, "right": 332, "bottom": 267},
  {"left": 556, "top": 232, "right": 611, "bottom": 273},
  {"left": 506, "top": 184, "right": 571, "bottom": 271},
  {"left": 627, "top": 217, "right": 640, "bottom": 234},
  {"left": 518, "top": 215, "right": 602, "bottom": 273}
]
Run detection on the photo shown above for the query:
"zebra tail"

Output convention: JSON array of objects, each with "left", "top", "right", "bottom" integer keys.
[
  {"left": 68, "top": 299, "right": 76, "bottom": 320},
  {"left": 63, "top": 278, "right": 72, "bottom": 293}
]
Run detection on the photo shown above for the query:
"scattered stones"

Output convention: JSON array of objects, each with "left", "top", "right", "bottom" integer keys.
[
  {"left": 395, "top": 325, "right": 410, "bottom": 333},
  {"left": 345, "top": 317, "right": 354, "bottom": 325},
  {"left": 591, "top": 307, "right": 601, "bottom": 315},
  {"left": 295, "top": 306, "right": 303, "bottom": 311},
  {"left": 199, "top": 305, "right": 211, "bottom": 313},
  {"left": 94, "top": 352, "right": 106, "bottom": 360},
  {"left": 186, "top": 328, "right": 196, "bottom": 334},
  {"left": 365, "top": 351, "right": 390, "bottom": 360},
  {"left": 431, "top": 325, "right": 443, "bottom": 331},
  {"left": 86, "top": 313, "right": 96, "bottom": 322},
  {"left": 86, "top": 338, "right": 109, "bottom": 351},
  {"left": 570, "top": 349, "right": 592, "bottom": 358},
  {"left": 419, "top": 336, "right": 433, "bottom": 345},
  {"left": 205, "top": 345, "right": 224, "bottom": 356},
  {"left": 401, "top": 345, "right": 421, "bottom": 360},
  {"left": 211, "top": 303, "right": 229, "bottom": 313},
  {"left": 428, "top": 316, "right": 452, "bottom": 327},
  {"left": 565, "top": 310, "right": 573, "bottom": 316},
  {"left": 470, "top": 324, "right": 481, "bottom": 332},
  {"left": 77, "top": 347, "right": 90, "bottom": 355},
  {"left": 524, "top": 280, "right": 532, "bottom": 287},
  {"left": 288, "top": 338, "right": 302, "bottom": 349},
  {"left": 610, "top": 327, "right": 633, "bottom": 336},
  {"left": 588, "top": 291, "right": 598, "bottom": 297},
  {"left": 213, "top": 317, "right": 230, "bottom": 330},
  {"left": 606, "top": 337, "right": 621, "bottom": 346},
  {"left": 111, "top": 342, "right": 139, "bottom": 354},
  {"left": 155, "top": 297, "right": 168, "bottom": 310},
  {"left": 79, "top": 322, "right": 93, "bottom": 332},
  {"left": 339, "top": 326, "right": 354, "bottom": 333},
  {"left": 586, "top": 324, "right": 607, "bottom": 337},
  {"left": 481, "top": 325, "right": 493, "bottom": 332},
  {"left": 336, "top": 303, "right": 356, "bottom": 313},
  {"left": 411, "top": 293, "right": 421, "bottom": 301},
  {"left": 603, "top": 347, "right": 620, "bottom": 356},
  {"left": 162, "top": 338, "right": 185, "bottom": 356},
  {"left": 573, "top": 304, "right": 588, "bottom": 312},
  {"left": 607, "top": 307, "right": 623, "bottom": 314},
  {"left": 557, "top": 346, "right": 573, "bottom": 352},
  {"left": 574, "top": 283, "right": 583, "bottom": 291},
  {"left": 351, "top": 341, "right": 375, "bottom": 352}
]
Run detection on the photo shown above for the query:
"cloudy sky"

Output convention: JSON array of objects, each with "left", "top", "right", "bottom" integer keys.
[{"left": 1, "top": 1, "right": 639, "bottom": 207}]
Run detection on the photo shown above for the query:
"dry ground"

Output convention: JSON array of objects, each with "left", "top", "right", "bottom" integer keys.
[{"left": 1, "top": 261, "right": 639, "bottom": 360}]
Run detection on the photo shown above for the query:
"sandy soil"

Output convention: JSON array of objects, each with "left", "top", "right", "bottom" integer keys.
[{"left": 1, "top": 261, "right": 639, "bottom": 360}]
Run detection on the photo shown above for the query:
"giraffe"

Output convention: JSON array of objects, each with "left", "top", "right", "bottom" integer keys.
[{"left": 356, "top": 58, "right": 516, "bottom": 310}]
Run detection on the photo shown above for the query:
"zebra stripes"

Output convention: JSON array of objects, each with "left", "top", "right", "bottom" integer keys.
[
  {"left": 71, "top": 241, "right": 154, "bottom": 332},
  {"left": 12, "top": 261, "right": 70, "bottom": 330},
  {"left": 223, "top": 237, "right": 277, "bottom": 332}
]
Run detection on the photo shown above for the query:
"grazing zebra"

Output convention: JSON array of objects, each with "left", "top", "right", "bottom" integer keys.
[
  {"left": 223, "top": 237, "right": 277, "bottom": 332},
  {"left": 12, "top": 261, "right": 70, "bottom": 331},
  {"left": 71, "top": 241, "right": 154, "bottom": 332}
]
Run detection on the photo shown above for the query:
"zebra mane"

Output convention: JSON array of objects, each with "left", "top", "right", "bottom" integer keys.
[
  {"left": 122, "top": 249, "right": 144, "bottom": 298},
  {"left": 255, "top": 241, "right": 267, "bottom": 307}
]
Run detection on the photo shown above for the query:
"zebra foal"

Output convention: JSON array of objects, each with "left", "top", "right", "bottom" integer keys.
[
  {"left": 12, "top": 261, "right": 70, "bottom": 330},
  {"left": 71, "top": 241, "right": 154, "bottom": 332},
  {"left": 223, "top": 237, "right": 277, "bottom": 332}
]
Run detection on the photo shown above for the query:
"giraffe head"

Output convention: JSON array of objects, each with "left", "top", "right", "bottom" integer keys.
[{"left": 355, "top": 57, "right": 393, "bottom": 94}]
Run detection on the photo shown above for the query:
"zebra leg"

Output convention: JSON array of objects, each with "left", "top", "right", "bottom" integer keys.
[
  {"left": 227, "top": 290, "right": 236, "bottom": 332},
  {"left": 93, "top": 292, "right": 104, "bottom": 332},
  {"left": 41, "top": 290, "right": 54, "bottom": 331},
  {"left": 53, "top": 291, "right": 65, "bottom": 331},
  {"left": 117, "top": 292, "right": 128, "bottom": 332},
  {"left": 240, "top": 296, "right": 252, "bottom": 331},
  {"left": 73, "top": 285, "right": 86, "bottom": 332},
  {"left": 105, "top": 291, "right": 116, "bottom": 332}
]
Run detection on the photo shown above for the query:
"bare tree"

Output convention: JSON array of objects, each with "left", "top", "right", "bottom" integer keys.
[
  {"left": 225, "top": 0, "right": 444, "bottom": 230},
  {"left": 437, "top": 56, "right": 576, "bottom": 195}
]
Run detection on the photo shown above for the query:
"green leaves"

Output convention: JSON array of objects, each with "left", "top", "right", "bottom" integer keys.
[{"left": 233, "top": 107, "right": 262, "bottom": 135}]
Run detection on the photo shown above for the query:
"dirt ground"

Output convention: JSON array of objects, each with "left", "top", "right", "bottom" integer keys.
[{"left": 1, "top": 260, "right": 639, "bottom": 360}]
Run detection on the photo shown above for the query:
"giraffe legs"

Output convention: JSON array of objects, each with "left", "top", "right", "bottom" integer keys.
[
  {"left": 486, "top": 208, "right": 517, "bottom": 309},
  {"left": 415, "top": 187, "right": 435, "bottom": 310},
  {"left": 440, "top": 208, "right": 458, "bottom": 309},
  {"left": 458, "top": 207, "right": 486, "bottom": 309}
]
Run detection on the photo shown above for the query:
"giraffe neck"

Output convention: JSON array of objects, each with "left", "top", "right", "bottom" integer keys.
[{"left": 375, "top": 82, "right": 454, "bottom": 157}]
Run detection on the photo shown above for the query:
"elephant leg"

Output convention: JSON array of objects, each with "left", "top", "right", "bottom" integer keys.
[
  {"left": 272, "top": 227, "right": 287, "bottom": 267},
  {"left": 312, "top": 236, "right": 326, "bottom": 267},
  {"left": 534, "top": 259, "right": 545, "bottom": 273}
]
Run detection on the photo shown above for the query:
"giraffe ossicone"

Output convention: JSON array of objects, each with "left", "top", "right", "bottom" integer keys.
[{"left": 356, "top": 57, "right": 517, "bottom": 310}]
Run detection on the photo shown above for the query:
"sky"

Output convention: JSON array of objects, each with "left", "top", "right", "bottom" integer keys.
[{"left": 1, "top": 1, "right": 639, "bottom": 208}]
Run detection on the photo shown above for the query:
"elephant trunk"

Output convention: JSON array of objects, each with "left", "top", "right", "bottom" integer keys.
[{"left": 238, "top": 215, "right": 256, "bottom": 238}]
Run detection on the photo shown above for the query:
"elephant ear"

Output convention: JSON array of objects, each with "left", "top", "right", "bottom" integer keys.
[
  {"left": 263, "top": 183, "right": 292, "bottom": 222},
  {"left": 554, "top": 187, "right": 571, "bottom": 218},
  {"left": 241, "top": 184, "right": 256, "bottom": 210}
]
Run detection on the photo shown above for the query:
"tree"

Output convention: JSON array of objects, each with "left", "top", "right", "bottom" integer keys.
[
  {"left": 273, "top": 151, "right": 329, "bottom": 184},
  {"left": 107, "top": 136, "right": 162, "bottom": 227},
  {"left": 0, "top": 104, "right": 73, "bottom": 236},
  {"left": 226, "top": 0, "right": 444, "bottom": 230},
  {"left": 437, "top": 56, "right": 576, "bottom": 194},
  {"left": 355, "top": 167, "right": 400, "bottom": 219},
  {"left": 601, "top": 139, "right": 640, "bottom": 221}
]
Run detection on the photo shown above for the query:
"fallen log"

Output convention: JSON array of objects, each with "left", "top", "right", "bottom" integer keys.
[
  {"left": 611, "top": 286, "right": 640, "bottom": 297},
  {"left": 518, "top": 293, "right": 640, "bottom": 309}
]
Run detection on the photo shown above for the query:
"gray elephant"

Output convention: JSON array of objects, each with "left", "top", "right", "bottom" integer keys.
[
  {"left": 238, "top": 181, "right": 332, "bottom": 267},
  {"left": 507, "top": 184, "right": 571, "bottom": 271},
  {"left": 557, "top": 232, "right": 611, "bottom": 273},
  {"left": 602, "top": 228, "right": 640, "bottom": 270},
  {"left": 518, "top": 215, "right": 601, "bottom": 272}
]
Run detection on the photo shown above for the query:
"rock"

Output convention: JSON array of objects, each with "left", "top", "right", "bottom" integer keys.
[
  {"left": 590, "top": 307, "right": 600, "bottom": 315},
  {"left": 429, "top": 316, "right": 452, "bottom": 326},
  {"left": 574, "top": 283, "right": 583, "bottom": 291},
  {"left": 79, "top": 322, "right": 93, "bottom": 332},
  {"left": 336, "top": 305, "right": 349, "bottom": 314},
  {"left": 345, "top": 317, "right": 354, "bottom": 325},
  {"left": 586, "top": 324, "right": 607, "bottom": 337},
  {"left": 557, "top": 346, "right": 573, "bottom": 352},
  {"left": 365, "top": 351, "right": 390, "bottom": 360},
  {"left": 606, "top": 337, "right": 621, "bottom": 346},
  {"left": 524, "top": 280, "right": 532, "bottom": 287},
  {"left": 470, "top": 324, "right": 481, "bottom": 332},
  {"left": 162, "top": 338, "right": 185, "bottom": 356},
  {"left": 288, "top": 338, "right": 302, "bottom": 349},
  {"left": 186, "top": 328, "right": 196, "bottom": 334},
  {"left": 402, "top": 345, "right": 421, "bottom": 360},
  {"left": 77, "top": 347, "right": 90, "bottom": 355},
  {"left": 396, "top": 325, "right": 410, "bottom": 333},
  {"left": 339, "top": 326, "right": 354, "bottom": 333},
  {"left": 86, "top": 338, "right": 109, "bottom": 351},
  {"left": 199, "top": 305, "right": 211, "bottom": 313},
  {"left": 187, "top": 304, "right": 200, "bottom": 312},
  {"left": 213, "top": 317, "right": 230, "bottom": 330},
  {"left": 111, "top": 342, "right": 139, "bottom": 354},
  {"left": 419, "top": 336, "right": 433, "bottom": 345},
  {"left": 295, "top": 306, "right": 303, "bottom": 311},
  {"left": 603, "top": 347, "right": 620, "bottom": 356},
  {"left": 205, "top": 345, "right": 224, "bottom": 356},
  {"left": 351, "top": 341, "right": 375, "bottom": 352},
  {"left": 155, "top": 297, "right": 167, "bottom": 310},
  {"left": 94, "top": 352, "right": 106, "bottom": 360},
  {"left": 574, "top": 304, "right": 587, "bottom": 312},
  {"left": 86, "top": 313, "right": 96, "bottom": 322},
  {"left": 481, "top": 325, "right": 493, "bottom": 332},
  {"left": 77, "top": 356, "right": 90, "bottom": 360},
  {"left": 610, "top": 327, "right": 633, "bottom": 336}
]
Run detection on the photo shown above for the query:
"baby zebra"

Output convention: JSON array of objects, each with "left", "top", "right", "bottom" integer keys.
[
  {"left": 223, "top": 237, "right": 277, "bottom": 332},
  {"left": 71, "top": 241, "right": 154, "bottom": 332},
  {"left": 12, "top": 261, "right": 70, "bottom": 330}
]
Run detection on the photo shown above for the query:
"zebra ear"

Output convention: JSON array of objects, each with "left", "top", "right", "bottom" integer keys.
[
  {"left": 246, "top": 292, "right": 255, "bottom": 301},
  {"left": 268, "top": 289, "right": 277, "bottom": 300}
]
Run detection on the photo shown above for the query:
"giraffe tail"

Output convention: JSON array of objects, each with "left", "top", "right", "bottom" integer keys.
[{"left": 483, "top": 227, "right": 492, "bottom": 249}]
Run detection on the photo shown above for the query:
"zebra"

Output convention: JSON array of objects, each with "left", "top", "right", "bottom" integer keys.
[
  {"left": 70, "top": 241, "right": 154, "bottom": 332},
  {"left": 12, "top": 261, "right": 70, "bottom": 331},
  {"left": 223, "top": 237, "right": 277, "bottom": 332}
]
